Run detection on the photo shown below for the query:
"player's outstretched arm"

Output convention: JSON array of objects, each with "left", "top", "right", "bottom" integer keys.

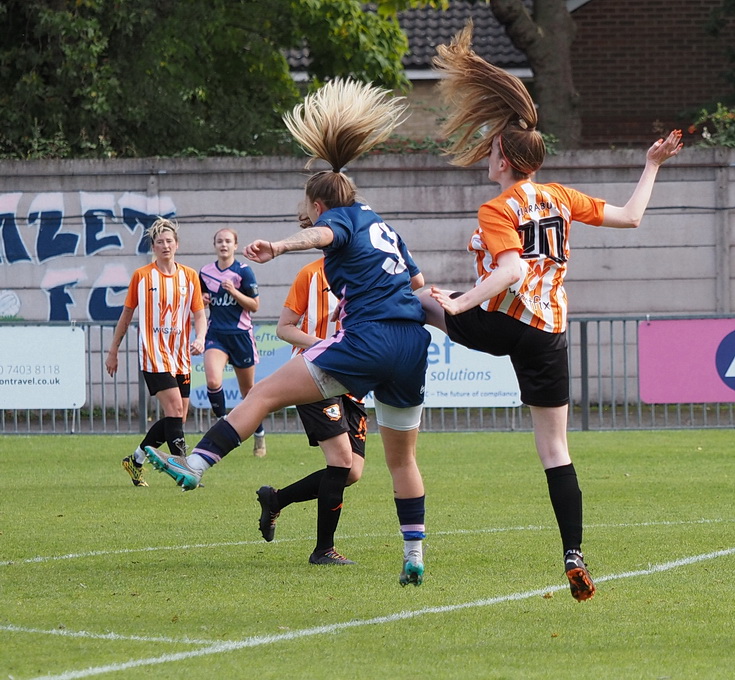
[
  {"left": 244, "top": 227, "right": 334, "bottom": 263},
  {"left": 602, "top": 129, "right": 683, "bottom": 229}
]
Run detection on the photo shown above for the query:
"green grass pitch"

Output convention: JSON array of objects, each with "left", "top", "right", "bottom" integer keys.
[{"left": 1, "top": 430, "right": 734, "bottom": 679}]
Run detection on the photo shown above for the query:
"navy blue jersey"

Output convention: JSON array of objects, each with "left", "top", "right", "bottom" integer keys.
[
  {"left": 317, "top": 203, "right": 425, "bottom": 328},
  {"left": 199, "top": 260, "right": 259, "bottom": 333}
]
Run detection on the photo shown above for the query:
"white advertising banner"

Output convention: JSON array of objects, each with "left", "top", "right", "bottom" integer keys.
[
  {"left": 421, "top": 326, "right": 521, "bottom": 407},
  {"left": 0, "top": 325, "right": 87, "bottom": 408},
  {"left": 190, "top": 324, "right": 521, "bottom": 410}
]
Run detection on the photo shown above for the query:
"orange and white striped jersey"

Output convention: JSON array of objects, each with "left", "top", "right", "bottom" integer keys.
[
  {"left": 283, "top": 258, "right": 340, "bottom": 354},
  {"left": 471, "top": 181, "right": 605, "bottom": 333},
  {"left": 124, "top": 262, "right": 204, "bottom": 374},
  {"left": 283, "top": 258, "right": 364, "bottom": 406}
]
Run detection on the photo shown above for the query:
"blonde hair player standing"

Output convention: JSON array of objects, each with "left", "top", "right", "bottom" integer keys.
[
  {"left": 199, "top": 227, "right": 266, "bottom": 457},
  {"left": 106, "top": 218, "right": 206, "bottom": 487},
  {"left": 419, "top": 24, "right": 683, "bottom": 601},
  {"left": 146, "top": 79, "right": 431, "bottom": 585}
]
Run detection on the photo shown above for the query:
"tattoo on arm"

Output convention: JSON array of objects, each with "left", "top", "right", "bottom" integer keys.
[{"left": 278, "top": 227, "right": 331, "bottom": 253}]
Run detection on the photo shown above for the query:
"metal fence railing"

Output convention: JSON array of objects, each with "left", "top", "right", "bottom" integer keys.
[{"left": 2, "top": 316, "right": 734, "bottom": 434}]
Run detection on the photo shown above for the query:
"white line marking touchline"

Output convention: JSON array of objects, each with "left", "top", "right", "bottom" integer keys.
[
  {"left": 23, "top": 546, "right": 735, "bottom": 680},
  {"left": 2, "top": 517, "right": 730, "bottom": 568},
  {"left": 0, "top": 625, "right": 212, "bottom": 646}
]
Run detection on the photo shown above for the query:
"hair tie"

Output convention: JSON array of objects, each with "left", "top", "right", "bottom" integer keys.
[
  {"left": 332, "top": 167, "right": 341, "bottom": 173},
  {"left": 518, "top": 118, "right": 528, "bottom": 130}
]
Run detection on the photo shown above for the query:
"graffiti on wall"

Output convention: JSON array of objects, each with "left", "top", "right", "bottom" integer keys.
[{"left": 0, "top": 191, "right": 175, "bottom": 321}]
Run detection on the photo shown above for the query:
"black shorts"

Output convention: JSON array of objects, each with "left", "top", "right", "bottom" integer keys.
[
  {"left": 142, "top": 371, "right": 192, "bottom": 398},
  {"left": 444, "top": 307, "right": 569, "bottom": 407},
  {"left": 296, "top": 396, "right": 368, "bottom": 457}
]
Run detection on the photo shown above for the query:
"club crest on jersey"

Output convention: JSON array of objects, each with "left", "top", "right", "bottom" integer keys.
[{"left": 323, "top": 404, "right": 342, "bottom": 421}]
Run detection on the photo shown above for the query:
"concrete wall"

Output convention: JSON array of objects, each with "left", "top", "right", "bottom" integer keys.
[{"left": 0, "top": 147, "right": 733, "bottom": 324}]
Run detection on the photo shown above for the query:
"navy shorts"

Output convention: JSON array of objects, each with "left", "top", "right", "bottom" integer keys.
[
  {"left": 142, "top": 371, "right": 191, "bottom": 398},
  {"left": 205, "top": 329, "right": 257, "bottom": 369},
  {"left": 303, "top": 320, "right": 431, "bottom": 408},
  {"left": 444, "top": 307, "right": 569, "bottom": 407},
  {"left": 296, "top": 396, "right": 368, "bottom": 457}
]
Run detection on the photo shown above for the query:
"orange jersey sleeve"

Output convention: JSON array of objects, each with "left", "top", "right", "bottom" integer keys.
[
  {"left": 123, "top": 265, "right": 149, "bottom": 310},
  {"left": 283, "top": 258, "right": 338, "bottom": 345}
]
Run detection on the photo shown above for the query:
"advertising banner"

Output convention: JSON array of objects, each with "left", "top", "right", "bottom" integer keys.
[
  {"left": 638, "top": 318, "right": 735, "bottom": 403},
  {"left": 190, "top": 324, "right": 521, "bottom": 410},
  {"left": 0, "top": 325, "right": 86, "bottom": 408}
]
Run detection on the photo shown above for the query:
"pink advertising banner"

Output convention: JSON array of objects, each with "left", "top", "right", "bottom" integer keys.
[{"left": 638, "top": 319, "right": 735, "bottom": 403}]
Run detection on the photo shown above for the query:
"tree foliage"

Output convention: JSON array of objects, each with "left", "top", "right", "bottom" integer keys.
[
  {"left": 0, "top": 0, "right": 443, "bottom": 159},
  {"left": 705, "top": 0, "right": 735, "bottom": 105},
  {"left": 488, "top": 0, "right": 581, "bottom": 148}
]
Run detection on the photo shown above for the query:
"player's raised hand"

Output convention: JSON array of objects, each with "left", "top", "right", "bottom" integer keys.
[{"left": 647, "top": 129, "right": 683, "bottom": 166}]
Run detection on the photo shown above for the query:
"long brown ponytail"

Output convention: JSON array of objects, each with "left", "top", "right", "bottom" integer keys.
[{"left": 433, "top": 21, "right": 545, "bottom": 174}]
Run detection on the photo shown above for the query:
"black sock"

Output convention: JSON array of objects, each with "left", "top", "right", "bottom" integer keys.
[
  {"left": 140, "top": 418, "right": 166, "bottom": 450},
  {"left": 163, "top": 416, "right": 186, "bottom": 457},
  {"left": 315, "top": 466, "right": 350, "bottom": 552},
  {"left": 276, "top": 469, "right": 324, "bottom": 510},
  {"left": 207, "top": 387, "right": 226, "bottom": 418},
  {"left": 545, "top": 463, "right": 583, "bottom": 553}
]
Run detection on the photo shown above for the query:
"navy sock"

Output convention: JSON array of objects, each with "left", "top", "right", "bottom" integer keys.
[
  {"left": 193, "top": 417, "right": 241, "bottom": 465},
  {"left": 395, "top": 495, "right": 426, "bottom": 540},
  {"left": 207, "top": 387, "right": 226, "bottom": 418}
]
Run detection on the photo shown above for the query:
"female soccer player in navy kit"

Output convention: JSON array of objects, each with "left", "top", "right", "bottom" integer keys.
[
  {"left": 199, "top": 228, "right": 266, "bottom": 456},
  {"left": 147, "top": 79, "right": 431, "bottom": 585}
]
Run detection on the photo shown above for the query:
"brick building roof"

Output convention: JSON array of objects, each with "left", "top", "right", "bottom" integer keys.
[
  {"left": 287, "top": 1, "right": 530, "bottom": 74},
  {"left": 399, "top": 0, "right": 529, "bottom": 71}
]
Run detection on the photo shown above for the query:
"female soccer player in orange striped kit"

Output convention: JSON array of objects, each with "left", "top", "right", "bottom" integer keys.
[
  {"left": 419, "top": 24, "right": 683, "bottom": 601},
  {"left": 255, "top": 256, "right": 369, "bottom": 565},
  {"left": 105, "top": 218, "right": 207, "bottom": 487}
]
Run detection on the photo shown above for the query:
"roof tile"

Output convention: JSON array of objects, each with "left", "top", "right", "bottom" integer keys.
[{"left": 287, "top": 0, "right": 529, "bottom": 72}]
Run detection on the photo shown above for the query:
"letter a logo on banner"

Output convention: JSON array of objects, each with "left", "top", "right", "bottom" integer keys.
[{"left": 715, "top": 330, "right": 735, "bottom": 389}]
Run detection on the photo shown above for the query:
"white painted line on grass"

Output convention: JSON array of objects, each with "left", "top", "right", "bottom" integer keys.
[
  {"left": 23, "top": 546, "right": 735, "bottom": 680},
  {"left": 0, "top": 624, "right": 213, "bottom": 646},
  {"left": 0, "top": 539, "right": 276, "bottom": 568},
  {"left": 2, "top": 517, "right": 731, "bottom": 568},
  {"left": 434, "top": 516, "right": 733, "bottom": 536}
]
